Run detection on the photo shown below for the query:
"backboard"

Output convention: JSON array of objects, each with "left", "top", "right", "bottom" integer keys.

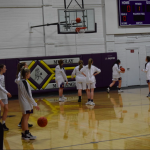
[{"left": 58, "top": 9, "right": 97, "bottom": 34}]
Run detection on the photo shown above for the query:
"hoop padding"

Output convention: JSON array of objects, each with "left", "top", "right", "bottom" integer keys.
[{"left": 76, "top": 27, "right": 87, "bottom": 33}]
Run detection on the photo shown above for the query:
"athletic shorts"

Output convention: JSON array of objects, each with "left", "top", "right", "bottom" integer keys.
[
  {"left": 56, "top": 81, "right": 65, "bottom": 88},
  {"left": 23, "top": 109, "right": 33, "bottom": 115},
  {"left": 76, "top": 82, "right": 86, "bottom": 90},
  {"left": 86, "top": 83, "right": 96, "bottom": 89},
  {"left": 113, "top": 77, "right": 122, "bottom": 81},
  {"left": 147, "top": 80, "right": 150, "bottom": 83},
  {"left": 1, "top": 99, "right": 8, "bottom": 105}
]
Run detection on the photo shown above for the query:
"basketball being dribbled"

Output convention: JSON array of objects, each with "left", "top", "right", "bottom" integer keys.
[
  {"left": 37, "top": 117, "right": 48, "bottom": 127},
  {"left": 76, "top": 18, "right": 81, "bottom": 23},
  {"left": 120, "top": 68, "right": 125, "bottom": 72}
]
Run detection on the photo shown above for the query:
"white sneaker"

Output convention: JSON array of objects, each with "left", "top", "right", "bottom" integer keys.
[
  {"left": 23, "top": 132, "right": 36, "bottom": 140},
  {"left": 147, "top": 94, "right": 150, "bottom": 97},
  {"left": 90, "top": 102, "right": 95, "bottom": 106},
  {"left": 107, "top": 88, "right": 110, "bottom": 93},
  {"left": 86, "top": 101, "right": 91, "bottom": 105},
  {"left": 118, "top": 89, "right": 123, "bottom": 93},
  {"left": 18, "top": 123, "right": 21, "bottom": 127},
  {"left": 59, "top": 98, "right": 64, "bottom": 102},
  {"left": 28, "top": 132, "right": 36, "bottom": 140},
  {"left": 62, "top": 95, "right": 67, "bottom": 100}
]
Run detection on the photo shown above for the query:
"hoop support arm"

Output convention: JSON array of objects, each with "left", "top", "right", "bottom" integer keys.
[{"left": 31, "top": 21, "right": 66, "bottom": 29}]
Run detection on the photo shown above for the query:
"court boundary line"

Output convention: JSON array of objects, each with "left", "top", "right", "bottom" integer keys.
[{"left": 49, "top": 134, "right": 150, "bottom": 149}]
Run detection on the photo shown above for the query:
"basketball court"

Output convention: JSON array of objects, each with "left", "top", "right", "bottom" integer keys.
[
  {"left": 1, "top": 87, "right": 150, "bottom": 149},
  {"left": 1, "top": 0, "right": 150, "bottom": 149}
]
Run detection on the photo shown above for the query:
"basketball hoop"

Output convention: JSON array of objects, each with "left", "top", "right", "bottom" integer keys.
[{"left": 76, "top": 27, "right": 87, "bottom": 34}]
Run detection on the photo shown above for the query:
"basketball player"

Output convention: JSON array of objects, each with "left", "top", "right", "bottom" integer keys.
[
  {"left": 80, "top": 58, "right": 101, "bottom": 105},
  {"left": 16, "top": 62, "right": 33, "bottom": 128},
  {"left": 107, "top": 59, "right": 124, "bottom": 93},
  {"left": 0, "top": 64, "right": 12, "bottom": 131},
  {"left": 142, "top": 56, "right": 150, "bottom": 97},
  {"left": 71, "top": 60, "right": 86, "bottom": 102},
  {"left": 55, "top": 60, "right": 68, "bottom": 102},
  {"left": 15, "top": 67, "right": 40, "bottom": 140}
]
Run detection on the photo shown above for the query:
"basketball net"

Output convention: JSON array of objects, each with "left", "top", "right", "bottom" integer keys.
[
  {"left": 76, "top": 27, "right": 87, "bottom": 34},
  {"left": 76, "top": 27, "right": 87, "bottom": 39}
]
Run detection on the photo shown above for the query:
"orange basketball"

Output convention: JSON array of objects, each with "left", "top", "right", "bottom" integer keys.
[
  {"left": 76, "top": 18, "right": 81, "bottom": 23},
  {"left": 120, "top": 68, "right": 125, "bottom": 72},
  {"left": 37, "top": 117, "right": 48, "bottom": 127}
]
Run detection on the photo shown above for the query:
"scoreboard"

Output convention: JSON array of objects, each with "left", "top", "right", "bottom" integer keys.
[{"left": 118, "top": 0, "right": 150, "bottom": 26}]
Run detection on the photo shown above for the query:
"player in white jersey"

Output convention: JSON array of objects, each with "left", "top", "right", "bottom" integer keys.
[
  {"left": 0, "top": 64, "right": 12, "bottom": 131},
  {"left": 142, "top": 56, "right": 150, "bottom": 97},
  {"left": 71, "top": 60, "right": 86, "bottom": 102},
  {"left": 80, "top": 58, "right": 101, "bottom": 106},
  {"left": 107, "top": 60, "right": 124, "bottom": 93},
  {"left": 15, "top": 67, "right": 40, "bottom": 140},
  {"left": 16, "top": 62, "right": 33, "bottom": 128},
  {"left": 55, "top": 60, "right": 68, "bottom": 102}
]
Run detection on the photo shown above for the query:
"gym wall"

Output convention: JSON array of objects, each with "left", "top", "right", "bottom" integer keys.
[
  {"left": 0, "top": 0, "right": 105, "bottom": 59},
  {"left": 0, "top": 53, "right": 117, "bottom": 96}
]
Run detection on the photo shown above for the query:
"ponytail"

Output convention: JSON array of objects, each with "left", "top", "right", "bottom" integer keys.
[
  {"left": 145, "top": 56, "right": 150, "bottom": 69},
  {"left": 145, "top": 63, "right": 147, "bottom": 69},
  {"left": 16, "top": 62, "right": 26, "bottom": 78},
  {"left": 79, "top": 60, "right": 83, "bottom": 71},
  {"left": 146, "top": 56, "right": 150, "bottom": 62},
  {"left": 21, "top": 66, "right": 30, "bottom": 79},
  {"left": 58, "top": 60, "right": 63, "bottom": 69},
  {"left": 88, "top": 58, "right": 93, "bottom": 69},
  {"left": 113, "top": 59, "right": 121, "bottom": 68},
  {"left": 0, "top": 64, "right": 4, "bottom": 72}
]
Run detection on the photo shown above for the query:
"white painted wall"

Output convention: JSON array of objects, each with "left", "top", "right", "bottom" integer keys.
[
  {"left": 0, "top": 0, "right": 105, "bottom": 58},
  {"left": 0, "top": 0, "right": 45, "bottom": 58}
]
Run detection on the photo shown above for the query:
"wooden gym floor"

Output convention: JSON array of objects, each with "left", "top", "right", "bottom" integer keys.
[{"left": 2, "top": 87, "right": 150, "bottom": 149}]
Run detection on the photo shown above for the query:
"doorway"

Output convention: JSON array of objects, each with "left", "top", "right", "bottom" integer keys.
[{"left": 126, "top": 49, "right": 140, "bottom": 86}]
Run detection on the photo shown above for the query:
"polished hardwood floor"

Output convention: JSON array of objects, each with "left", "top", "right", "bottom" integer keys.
[{"left": 1, "top": 87, "right": 150, "bottom": 149}]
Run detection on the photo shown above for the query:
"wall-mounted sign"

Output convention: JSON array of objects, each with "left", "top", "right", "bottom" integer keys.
[
  {"left": 42, "top": 58, "right": 80, "bottom": 65},
  {"left": 105, "top": 56, "right": 115, "bottom": 60},
  {"left": 20, "top": 58, "right": 79, "bottom": 91},
  {"left": 44, "top": 81, "right": 76, "bottom": 90}
]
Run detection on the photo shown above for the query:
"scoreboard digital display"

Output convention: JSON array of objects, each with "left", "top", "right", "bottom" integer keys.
[{"left": 119, "top": 0, "right": 150, "bottom": 26}]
